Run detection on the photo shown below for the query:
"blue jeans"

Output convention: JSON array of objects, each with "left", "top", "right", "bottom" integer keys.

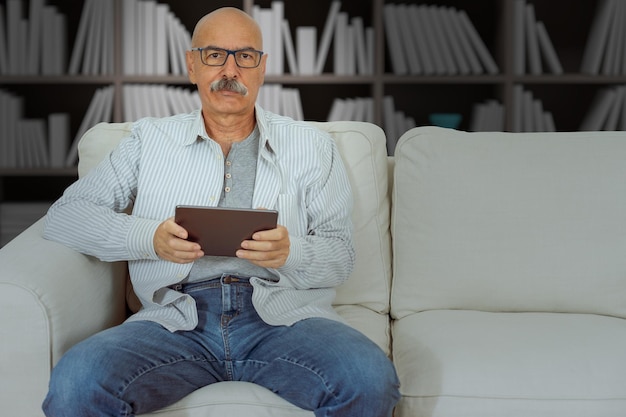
[{"left": 42, "top": 276, "right": 400, "bottom": 416}]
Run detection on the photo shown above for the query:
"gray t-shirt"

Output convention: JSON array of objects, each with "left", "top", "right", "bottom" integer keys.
[{"left": 187, "top": 126, "right": 278, "bottom": 282}]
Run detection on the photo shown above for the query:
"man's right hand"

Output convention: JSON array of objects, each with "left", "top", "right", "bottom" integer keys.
[{"left": 153, "top": 217, "right": 204, "bottom": 263}]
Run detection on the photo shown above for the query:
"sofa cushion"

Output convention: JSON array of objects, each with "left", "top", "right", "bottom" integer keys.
[
  {"left": 392, "top": 310, "right": 626, "bottom": 417},
  {"left": 391, "top": 126, "right": 626, "bottom": 319}
]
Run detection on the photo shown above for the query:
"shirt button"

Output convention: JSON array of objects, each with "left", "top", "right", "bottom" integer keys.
[
  {"left": 225, "top": 173, "right": 232, "bottom": 179},
  {"left": 224, "top": 187, "right": 231, "bottom": 193},
  {"left": 226, "top": 161, "right": 232, "bottom": 166}
]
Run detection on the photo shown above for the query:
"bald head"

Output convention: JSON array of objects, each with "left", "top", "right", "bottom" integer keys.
[{"left": 191, "top": 7, "right": 263, "bottom": 50}]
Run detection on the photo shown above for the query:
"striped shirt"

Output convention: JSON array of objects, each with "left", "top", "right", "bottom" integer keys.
[{"left": 43, "top": 106, "right": 355, "bottom": 331}]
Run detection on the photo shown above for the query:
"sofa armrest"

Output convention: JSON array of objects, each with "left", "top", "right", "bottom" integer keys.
[{"left": 0, "top": 217, "right": 127, "bottom": 416}]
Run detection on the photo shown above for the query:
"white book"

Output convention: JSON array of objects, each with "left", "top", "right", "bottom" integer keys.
[
  {"left": 68, "top": 0, "right": 94, "bottom": 75},
  {"left": 333, "top": 12, "right": 348, "bottom": 75},
  {"left": 383, "top": 4, "right": 407, "bottom": 75},
  {"left": 469, "top": 102, "right": 486, "bottom": 131},
  {"left": 31, "top": 119, "right": 49, "bottom": 167},
  {"left": 55, "top": 13, "right": 68, "bottom": 75},
  {"left": 6, "top": 94, "right": 22, "bottom": 168},
  {"left": 604, "top": 86, "right": 623, "bottom": 130},
  {"left": 297, "top": 26, "right": 317, "bottom": 75},
  {"left": 512, "top": 85, "right": 524, "bottom": 132},
  {"left": 256, "top": 8, "right": 275, "bottom": 74},
  {"left": 20, "top": 121, "right": 38, "bottom": 168},
  {"left": 19, "top": 18, "right": 28, "bottom": 74},
  {"left": 364, "top": 97, "right": 374, "bottom": 123},
  {"left": 428, "top": 5, "right": 457, "bottom": 75},
  {"left": 27, "top": 0, "right": 43, "bottom": 74},
  {"left": 65, "top": 86, "right": 108, "bottom": 166},
  {"left": 327, "top": 98, "right": 345, "bottom": 121},
  {"left": 6, "top": 0, "right": 21, "bottom": 74},
  {"left": 154, "top": 3, "right": 169, "bottom": 75},
  {"left": 83, "top": 0, "right": 103, "bottom": 75},
  {"left": 351, "top": 17, "right": 369, "bottom": 75},
  {"left": 291, "top": 88, "right": 304, "bottom": 121},
  {"left": 101, "top": 0, "right": 114, "bottom": 75},
  {"left": 0, "top": 5, "right": 8, "bottom": 74},
  {"left": 522, "top": 90, "right": 534, "bottom": 132},
  {"left": 448, "top": 7, "right": 483, "bottom": 74},
  {"left": 396, "top": 4, "right": 421, "bottom": 75},
  {"left": 512, "top": 0, "right": 526, "bottom": 75},
  {"left": 579, "top": 88, "right": 615, "bottom": 130},
  {"left": 620, "top": 86, "right": 626, "bottom": 130},
  {"left": 166, "top": 13, "right": 181, "bottom": 75},
  {"left": 271, "top": 1, "right": 284, "bottom": 75},
  {"left": 458, "top": 9, "right": 499, "bottom": 74},
  {"left": 601, "top": 0, "right": 622, "bottom": 75},
  {"left": 0, "top": 91, "right": 7, "bottom": 167},
  {"left": 416, "top": 5, "right": 446, "bottom": 74},
  {"left": 525, "top": 3, "right": 542, "bottom": 74},
  {"left": 122, "top": 0, "right": 137, "bottom": 75},
  {"left": 439, "top": 6, "right": 469, "bottom": 75},
  {"left": 143, "top": 1, "right": 155, "bottom": 75},
  {"left": 315, "top": 0, "right": 341, "bottom": 74},
  {"left": 41, "top": 6, "right": 55, "bottom": 75},
  {"left": 123, "top": 85, "right": 136, "bottom": 122},
  {"left": 48, "top": 113, "right": 70, "bottom": 168},
  {"left": 580, "top": 0, "right": 614, "bottom": 74},
  {"left": 543, "top": 111, "right": 556, "bottom": 132},
  {"left": 535, "top": 21, "right": 563, "bottom": 74},
  {"left": 282, "top": 19, "right": 298, "bottom": 74},
  {"left": 366, "top": 26, "right": 374, "bottom": 75},
  {"left": 407, "top": 5, "right": 434, "bottom": 75},
  {"left": 172, "top": 17, "right": 189, "bottom": 76},
  {"left": 532, "top": 99, "right": 545, "bottom": 131},
  {"left": 345, "top": 22, "right": 356, "bottom": 75}
]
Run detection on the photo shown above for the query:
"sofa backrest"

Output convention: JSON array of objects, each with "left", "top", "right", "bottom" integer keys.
[
  {"left": 391, "top": 126, "right": 626, "bottom": 320},
  {"left": 78, "top": 121, "right": 392, "bottom": 314}
]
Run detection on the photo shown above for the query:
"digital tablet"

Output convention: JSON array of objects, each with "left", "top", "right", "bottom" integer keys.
[{"left": 174, "top": 205, "right": 279, "bottom": 257}]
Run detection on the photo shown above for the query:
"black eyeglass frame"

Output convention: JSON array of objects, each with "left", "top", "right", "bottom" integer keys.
[{"left": 190, "top": 46, "right": 264, "bottom": 68}]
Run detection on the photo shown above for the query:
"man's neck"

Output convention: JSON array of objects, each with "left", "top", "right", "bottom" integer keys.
[{"left": 202, "top": 110, "right": 257, "bottom": 156}]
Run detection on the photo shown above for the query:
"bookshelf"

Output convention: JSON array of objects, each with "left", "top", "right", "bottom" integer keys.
[{"left": 1, "top": 0, "right": 626, "bottom": 245}]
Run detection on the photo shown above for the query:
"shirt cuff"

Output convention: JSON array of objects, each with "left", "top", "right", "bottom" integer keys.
[{"left": 126, "top": 217, "right": 162, "bottom": 260}]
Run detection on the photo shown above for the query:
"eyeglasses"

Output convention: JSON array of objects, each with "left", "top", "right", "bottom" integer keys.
[{"left": 190, "top": 46, "right": 264, "bottom": 68}]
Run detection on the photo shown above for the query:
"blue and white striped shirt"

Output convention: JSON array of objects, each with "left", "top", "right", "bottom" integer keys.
[{"left": 43, "top": 106, "right": 355, "bottom": 331}]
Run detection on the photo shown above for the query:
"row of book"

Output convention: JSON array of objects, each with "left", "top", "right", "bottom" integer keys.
[
  {"left": 0, "top": 0, "right": 68, "bottom": 75},
  {"left": 513, "top": 0, "right": 563, "bottom": 75},
  {"left": 580, "top": 85, "right": 626, "bottom": 131},
  {"left": 122, "top": 0, "right": 190, "bottom": 76},
  {"left": 254, "top": 1, "right": 374, "bottom": 76},
  {"left": 0, "top": 202, "right": 50, "bottom": 247},
  {"left": 384, "top": 3, "right": 498, "bottom": 75},
  {"left": 512, "top": 86, "right": 556, "bottom": 132},
  {"left": 470, "top": 100, "right": 505, "bottom": 132},
  {"left": 581, "top": 0, "right": 626, "bottom": 75}
]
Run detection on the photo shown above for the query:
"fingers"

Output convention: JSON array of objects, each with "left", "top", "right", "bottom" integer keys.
[
  {"left": 154, "top": 217, "right": 204, "bottom": 263},
  {"left": 237, "top": 225, "right": 290, "bottom": 268}
]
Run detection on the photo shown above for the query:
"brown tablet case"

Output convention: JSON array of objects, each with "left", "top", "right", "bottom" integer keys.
[{"left": 175, "top": 206, "right": 279, "bottom": 257}]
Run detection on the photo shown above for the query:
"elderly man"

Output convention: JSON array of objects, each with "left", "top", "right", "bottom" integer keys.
[{"left": 42, "top": 7, "right": 399, "bottom": 417}]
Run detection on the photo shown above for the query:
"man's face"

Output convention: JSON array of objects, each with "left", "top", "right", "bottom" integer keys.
[{"left": 186, "top": 13, "right": 267, "bottom": 118}]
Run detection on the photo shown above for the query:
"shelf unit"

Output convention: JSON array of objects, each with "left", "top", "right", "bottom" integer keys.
[{"left": 1, "top": 0, "right": 625, "bottom": 244}]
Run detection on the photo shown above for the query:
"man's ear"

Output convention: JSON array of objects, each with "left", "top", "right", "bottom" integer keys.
[{"left": 186, "top": 50, "right": 197, "bottom": 84}]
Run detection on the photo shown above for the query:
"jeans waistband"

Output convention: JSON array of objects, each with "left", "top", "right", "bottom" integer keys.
[{"left": 169, "top": 274, "right": 254, "bottom": 293}]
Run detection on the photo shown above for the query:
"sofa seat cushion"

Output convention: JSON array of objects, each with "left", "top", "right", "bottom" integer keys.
[
  {"left": 392, "top": 310, "right": 626, "bottom": 417},
  {"left": 139, "top": 381, "right": 313, "bottom": 416},
  {"left": 391, "top": 126, "right": 626, "bottom": 319}
]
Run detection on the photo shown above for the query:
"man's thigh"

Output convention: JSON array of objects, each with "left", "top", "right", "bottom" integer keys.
[{"left": 48, "top": 320, "right": 226, "bottom": 415}]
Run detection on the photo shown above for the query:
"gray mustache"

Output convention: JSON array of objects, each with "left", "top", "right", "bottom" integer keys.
[{"left": 210, "top": 78, "right": 248, "bottom": 96}]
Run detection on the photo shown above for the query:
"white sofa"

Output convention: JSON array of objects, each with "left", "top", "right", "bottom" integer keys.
[{"left": 1, "top": 121, "right": 626, "bottom": 417}]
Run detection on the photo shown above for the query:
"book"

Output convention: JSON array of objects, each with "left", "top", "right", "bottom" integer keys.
[
  {"left": 155, "top": 3, "right": 169, "bottom": 75},
  {"left": 580, "top": 0, "right": 614, "bottom": 74},
  {"left": 315, "top": 0, "right": 341, "bottom": 74},
  {"left": 601, "top": 0, "right": 622, "bottom": 75},
  {"left": 68, "top": 0, "right": 94, "bottom": 75},
  {"left": 6, "top": 0, "right": 22, "bottom": 75},
  {"left": 512, "top": 0, "right": 526, "bottom": 75},
  {"left": 282, "top": 19, "right": 298, "bottom": 74},
  {"left": 603, "top": 85, "right": 623, "bottom": 130},
  {"left": 580, "top": 88, "right": 616, "bottom": 130},
  {"left": 448, "top": 7, "right": 483, "bottom": 74},
  {"left": 417, "top": 5, "right": 446, "bottom": 74},
  {"left": 457, "top": 9, "right": 499, "bottom": 74},
  {"left": 122, "top": 0, "right": 136, "bottom": 75},
  {"left": 525, "top": 3, "right": 542, "bottom": 74},
  {"left": 296, "top": 26, "right": 317, "bottom": 75},
  {"left": 383, "top": 4, "right": 407, "bottom": 75},
  {"left": 535, "top": 21, "right": 563, "bottom": 74},
  {"left": 428, "top": 5, "right": 457, "bottom": 75},
  {"left": 439, "top": 7, "right": 468, "bottom": 75},
  {"left": 0, "top": 5, "right": 7, "bottom": 74},
  {"left": 26, "top": 0, "right": 43, "bottom": 74},
  {"left": 396, "top": 4, "right": 421, "bottom": 75},
  {"left": 271, "top": 1, "right": 284, "bottom": 75},
  {"left": 352, "top": 16, "right": 370, "bottom": 75}
]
